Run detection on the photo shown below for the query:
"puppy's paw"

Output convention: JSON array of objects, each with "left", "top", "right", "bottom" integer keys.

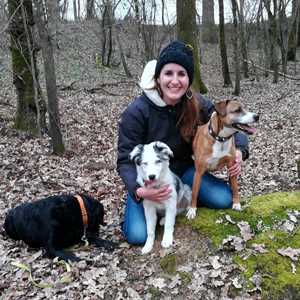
[
  {"left": 232, "top": 203, "right": 241, "bottom": 211},
  {"left": 186, "top": 207, "right": 197, "bottom": 219},
  {"left": 159, "top": 217, "right": 165, "bottom": 226},
  {"left": 141, "top": 239, "right": 154, "bottom": 254},
  {"left": 161, "top": 235, "right": 173, "bottom": 248}
]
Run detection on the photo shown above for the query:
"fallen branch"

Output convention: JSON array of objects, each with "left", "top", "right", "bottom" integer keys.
[
  {"left": 96, "top": 80, "right": 136, "bottom": 87},
  {"left": 84, "top": 86, "right": 127, "bottom": 96},
  {"left": 244, "top": 60, "right": 300, "bottom": 80},
  {"left": 0, "top": 101, "right": 15, "bottom": 108},
  {"left": 58, "top": 80, "right": 79, "bottom": 91}
]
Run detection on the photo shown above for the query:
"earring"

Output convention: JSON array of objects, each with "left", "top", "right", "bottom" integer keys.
[{"left": 186, "top": 88, "right": 193, "bottom": 100}]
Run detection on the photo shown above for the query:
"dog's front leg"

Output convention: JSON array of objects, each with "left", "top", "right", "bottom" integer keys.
[
  {"left": 142, "top": 203, "right": 157, "bottom": 254},
  {"left": 230, "top": 175, "right": 241, "bottom": 210},
  {"left": 161, "top": 202, "right": 177, "bottom": 248},
  {"left": 186, "top": 164, "right": 205, "bottom": 220},
  {"left": 46, "top": 235, "right": 80, "bottom": 262},
  {"left": 88, "top": 235, "right": 117, "bottom": 251}
]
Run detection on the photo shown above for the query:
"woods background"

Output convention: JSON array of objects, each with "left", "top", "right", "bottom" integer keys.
[{"left": 0, "top": 0, "right": 300, "bottom": 299}]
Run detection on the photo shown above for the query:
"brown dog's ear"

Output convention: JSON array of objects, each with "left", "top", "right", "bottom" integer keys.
[{"left": 214, "top": 100, "right": 230, "bottom": 117}]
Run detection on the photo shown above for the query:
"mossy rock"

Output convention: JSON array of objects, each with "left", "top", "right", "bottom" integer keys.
[
  {"left": 160, "top": 254, "right": 177, "bottom": 274},
  {"left": 178, "top": 191, "right": 300, "bottom": 299}
]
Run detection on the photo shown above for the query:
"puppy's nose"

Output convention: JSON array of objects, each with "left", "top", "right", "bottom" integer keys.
[
  {"left": 148, "top": 174, "right": 156, "bottom": 180},
  {"left": 254, "top": 114, "right": 259, "bottom": 122}
]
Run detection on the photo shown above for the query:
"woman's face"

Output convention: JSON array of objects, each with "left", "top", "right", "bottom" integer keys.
[{"left": 157, "top": 63, "right": 189, "bottom": 106}]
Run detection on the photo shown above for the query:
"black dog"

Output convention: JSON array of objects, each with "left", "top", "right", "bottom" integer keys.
[{"left": 4, "top": 194, "right": 116, "bottom": 261}]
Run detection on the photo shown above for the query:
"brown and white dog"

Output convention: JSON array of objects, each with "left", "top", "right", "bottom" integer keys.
[{"left": 186, "top": 100, "right": 259, "bottom": 219}]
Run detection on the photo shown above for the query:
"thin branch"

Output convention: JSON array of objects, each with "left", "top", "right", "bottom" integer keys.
[{"left": 245, "top": 59, "right": 300, "bottom": 80}]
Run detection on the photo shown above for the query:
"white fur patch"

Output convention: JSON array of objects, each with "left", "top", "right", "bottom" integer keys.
[
  {"left": 207, "top": 139, "right": 233, "bottom": 170},
  {"left": 130, "top": 141, "right": 192, "bottom": 254}
]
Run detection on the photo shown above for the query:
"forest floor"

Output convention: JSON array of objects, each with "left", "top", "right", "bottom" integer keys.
[{"left": 0, "top": 21, "right": 299, "bottom": 299}]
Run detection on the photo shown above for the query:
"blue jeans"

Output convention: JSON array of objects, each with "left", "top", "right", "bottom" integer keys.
[{"left": 122, "top": 166, "right": 232, "bottom": 245}]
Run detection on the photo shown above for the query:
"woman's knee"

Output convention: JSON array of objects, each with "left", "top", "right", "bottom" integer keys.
[
  {"left": 125, "top": 223, "right": 147, "bottom": 245},
  {"left": 181, "top": 168, "right": 233, "bottom": 209},
  {"left": 206, "top": 187, "right": 232, "bottom": 209},
  {"left": 123, "top": 194, "right": 147, "bottom": 245}
]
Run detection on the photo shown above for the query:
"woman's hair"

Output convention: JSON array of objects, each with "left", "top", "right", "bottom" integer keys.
[
  {"left": 176, "top": 91, "right": 202, "bottom": 142},
  {"left": 155, "top": 81, "right": 203, "bottom": 143}
]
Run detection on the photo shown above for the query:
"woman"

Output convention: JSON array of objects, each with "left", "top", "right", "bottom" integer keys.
[{"left": 117, "top": 40, "right": 248, "bottom": 244}]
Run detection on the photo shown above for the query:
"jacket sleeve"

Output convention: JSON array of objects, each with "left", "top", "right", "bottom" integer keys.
[
  {"left": 197, "top": 93, "right": 249, "bottom": 160},
  {"left": 117, "top": 101, "right": 147, "bottom": 201}
]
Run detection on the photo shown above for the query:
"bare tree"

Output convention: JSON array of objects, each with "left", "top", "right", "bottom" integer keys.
[
  {"left": 73, "top": 0, "right": 78, "bottom": 21},
  {"left": 218, "top": 0, "right": 232, "bottom": 86},
  {"left": 100, "top": 0, "right": 114, "bottom": 67},
  {"left": 141, "top": 0, "right": 158, "bottom": 62},
  {"left": 60, "top": 0, "right": 68, "bottom": 20},
  {"left": 34, "top": 0, "right": 65, "bottom": 155},
  {"left": 177, "top": 0, "right": 207, "bottom": 93},
  {"left": 263, "top": 0, "right": 279, "bottom": 83},
  {"left": 8, "top": 0, "right": 46, "bottom": 134},
  {"left": 115, "top": 23, "right": 132, "bottom": 77},
  {"left": 278, "top": 0, "right": 289, "bottom": 74},
  {"left": 231, "top": 0, "right": 240, "bottom": 95},
  {"left": 86, "top": 0, "right": 95, "bottom": 19},
  {"left": 202, "top": 0, "right": 218, "bottom": 43},
  {"left": 287, "top": 0, "right": 300, "bottom": 61},
  {"left": 237, "top": 0, "right": 249, "bottom": 78}
]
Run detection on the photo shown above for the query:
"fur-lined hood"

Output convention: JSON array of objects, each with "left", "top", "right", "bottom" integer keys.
[{"left": 139, "top": 60, "right": 167, "bottom": 107}]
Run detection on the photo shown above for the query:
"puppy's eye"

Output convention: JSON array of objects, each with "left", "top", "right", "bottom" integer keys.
[
  {"left": 142, "top": 162, "right": 148, "bottom": 166},
  {"left": 234, "top": 107, "right": 242, "bottom": 113},
  {"left": 155, "top": 160, "right": 162, "bottom": 164}
]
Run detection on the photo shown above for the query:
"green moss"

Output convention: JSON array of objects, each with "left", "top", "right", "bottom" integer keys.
[
  {"left": 178, "top": 191, "right": 300, "bottom": 299},
  {"left": 178, "top": 191, "right": 300, "bottom": 246},
  {"left": 147, "top": 287, "right": 161, "bottom": 299},
  {"left": 178, "top": 271, "right": 192, "bottom": 285},
  {"left": 160, "top": 254, "right": 177, "bottom": 274}
]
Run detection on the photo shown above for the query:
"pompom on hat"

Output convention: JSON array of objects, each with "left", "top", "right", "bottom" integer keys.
[{"left": 154, "top": 40, "right": 194, "bottom": 85}]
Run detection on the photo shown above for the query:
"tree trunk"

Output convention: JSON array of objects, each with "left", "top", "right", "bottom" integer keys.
[
  {"left": 218, "top": 0, "right": 231, "bottom": 87},
  {"left": 141, "top": 0, "right": 157, "bottom": 63},
  {"left": 116, "top": 24, "right": 132, "bottom": 77},
  {"left": 86, "top": 0, "right": 95, "bottom": 19},
  {"left": 73, "top": 0, "right": 77, "bottom": 21},
  {"left": 8, "top": 0, "right": 46, "bottom": 134},
  {"left": 278, "top": 2, "right": 288, "bottom": 74},
  {"left": 231, "top": 0, "right": 240, "bottom": 96},
  {"left": 101, "top": 1, "right": 114, "bottom": 67},
  {"left": 161, "top": 0, "right": 165, "bottom": 27},
  {"left": 287, "top": 0, "right": 299, "bottom": 61},
  {"left": 34, "top": 0, "right": 65, "bottom": 155},
  {"left": 264, "top": 0, "right": 279, "bottom": 83},
  {"left": 61, "top": 0, "right": 68, "bottom": 20},
  {"left": 237, "top": 0, "right": 249, "bottom": 78},
  {"left": 202, "top": 0, "right": 218, "bottom": 44},
  {"left": 177, "top": 0, "right": 207, "bottom": 93}
]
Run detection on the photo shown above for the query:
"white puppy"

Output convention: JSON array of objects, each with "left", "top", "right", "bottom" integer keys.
[{"left": 129, "top": 141, "right": 192, "bottom": 254}]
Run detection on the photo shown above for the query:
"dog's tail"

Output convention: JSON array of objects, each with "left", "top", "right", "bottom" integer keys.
[{"left": 177, "top": 184, "right": 192, "bottom": 211}]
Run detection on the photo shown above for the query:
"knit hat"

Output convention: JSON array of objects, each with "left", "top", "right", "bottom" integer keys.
[{"left": 154, "top": 40, "right": 194, "bottom": 85}]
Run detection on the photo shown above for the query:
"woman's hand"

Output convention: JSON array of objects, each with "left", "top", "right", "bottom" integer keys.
[
  {"left": 228, "top": 149, "right": 243, "bottom": 177},
  {"left": 136, "top": 185, "right": 172, "bottom": 203}
]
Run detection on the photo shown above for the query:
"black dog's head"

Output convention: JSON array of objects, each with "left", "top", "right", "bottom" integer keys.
[
  {"left": 4, "top": 210, "right": 21, "bottom": 240},
  {"left": 81, "top": 194, "right": 106, "bottom": 231}
]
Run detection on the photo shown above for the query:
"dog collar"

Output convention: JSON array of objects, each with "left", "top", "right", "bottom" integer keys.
[
  {"left": 208, "top": 120, "right": 233, "bottom": 142},
  {"left": 75, "top": 195, "right": 88, "bottom": 227}
]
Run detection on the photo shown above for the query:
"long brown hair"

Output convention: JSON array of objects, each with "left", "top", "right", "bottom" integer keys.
[
  {"left": 155, "top": 82, "right": 202, "bottom": 142},
  {"left": 176, "top": 91, "right": 202, "bottom": 142}
]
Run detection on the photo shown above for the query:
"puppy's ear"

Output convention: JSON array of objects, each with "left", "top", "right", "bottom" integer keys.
[
  {"left": 215, "top": 100, "right": 230, "bottom": 117},
  {"left": 129, "top": 144, "right": 143, "bottom": 165},
  {"left": 153, "top": 141, "right": 173, "bottom": 158}
]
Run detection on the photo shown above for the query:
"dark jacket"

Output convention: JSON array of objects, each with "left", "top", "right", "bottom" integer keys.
[{"left": 117, "top": 92, "right": 249, "bottom": 201}]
